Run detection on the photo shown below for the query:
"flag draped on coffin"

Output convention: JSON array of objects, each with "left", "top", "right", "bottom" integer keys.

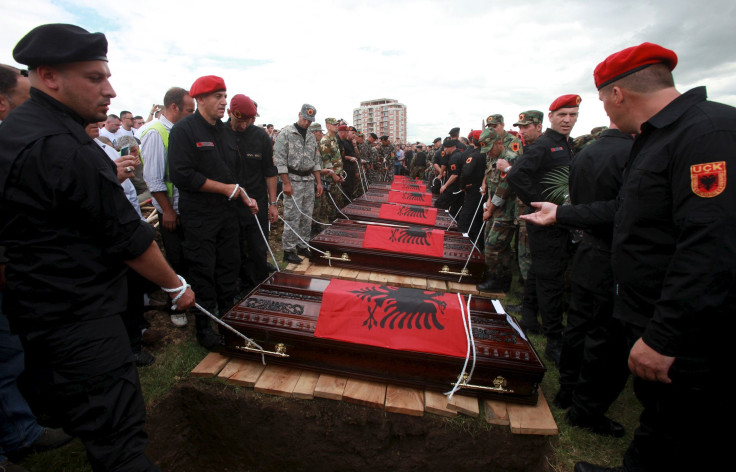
[
  {"left": 377, "top": 203, "right": 439, "bottom": 226},
  {"left": 362, "top": 224, "right": 445, "bottom": 257},
  {"left": 314, "top": 279, "right": 467, "bottom": 358},
  {"left": 387, "top": 190, "right": 433, "bottom": 206}
]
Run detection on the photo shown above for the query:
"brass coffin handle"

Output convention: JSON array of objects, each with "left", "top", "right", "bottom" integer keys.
[
  {"left": 439, "top": 265, "right": 469, "bottom": 277},
  {"left": 320, "top": 251, "right": 351, "bottom": 262},
  {"left": 235, "top": 341, "right": 290, "bottom": 358},
  {"left": 451, "top": 375, "right": 515, "bottom": 394}
]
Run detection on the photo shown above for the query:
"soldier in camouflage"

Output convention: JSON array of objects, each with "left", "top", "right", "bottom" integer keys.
[
  {"left": 316, "top": 117, "right": 345, "bottom": 225},
  {"left": 364, "top": 133, "right": 381, "bottom": 183},
  {"left": 410, "top": 144, "right": 428, "bottom": 179},
  {"left": 274, "top": 104, "right": 323, "bottom": 264},
  {"left": 486, "top": 114, "right": 524, "bottom": 156},
  {"left": 378, "top": 135, "right": 394, "bottom": 181},
  {"left": 356, "top": 131, "right": 373, "bottom": 192},
  {"left": 477, "top": 127, "right": 520, "bottom": 293}
]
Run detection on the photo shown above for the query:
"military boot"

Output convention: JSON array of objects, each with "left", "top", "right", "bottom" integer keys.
[
  {"left": 476, "top": 277, "right": 511, "bottom": 293},
  {"left": 545, "top": 335, "right": 562, "bottom": 368}
]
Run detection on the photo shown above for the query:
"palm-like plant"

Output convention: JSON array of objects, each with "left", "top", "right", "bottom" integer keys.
[{"left": 541, "top": 166, "right": 570, "bottom": 205}]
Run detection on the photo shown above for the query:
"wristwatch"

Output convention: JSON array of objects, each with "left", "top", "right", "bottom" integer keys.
[{"left": 268, "top": 201, "right": 278, "bottom": 206}]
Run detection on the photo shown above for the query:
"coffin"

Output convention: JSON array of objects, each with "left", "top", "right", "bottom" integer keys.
[
  {"left": 220, "top": 272, "right": 546, "bottom": 404},
  {"left": 309, "top": 219, "right": 485, "bottom": 282},
  {"left": 340, "top": 200, "right": 458, "bottom": 231},
  {"left": 355, "top": 189, "right": 438, "bottom": 207},
  {"left": 369, "top": 181, "right": 430, "bottom": 192}
]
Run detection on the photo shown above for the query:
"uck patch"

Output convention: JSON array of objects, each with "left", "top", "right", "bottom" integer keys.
[{"left": 690, "top": 161, "right": 726, "bottom": 198}]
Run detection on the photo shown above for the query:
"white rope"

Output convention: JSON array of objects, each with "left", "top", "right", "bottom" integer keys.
[
  {"left": 463, "top": 191, "right": 486, "bottom": 238},
  {"left": 193, "top": 302, "right": 266, "bottom": 365},
  {"left": 457, "top": 220, "right": 486, "bottom": 283},
  {"left": 336, "top": 182, "right": 353, "bottom": 203},
  {"left": 240, "top": 188, "right": 280, "bottom": 272},
  {"left": 278, "top": 215, "right": 327, "bottom": 256},
  {"left": 160, "top": 275, "right": 190, "bottom": 309},
  {"left": 446, "top": 292, "right": 475, "bottom": 400},
  {"left": 466, "top": 294, "right": 477, "bottom": 380},
  {"left": 355, "top": 158, "right": 368, "bottom": 195},
  {"left": 287, "top": 193, "right": 330, "bottom": 226},
  {"left": 327, "top": 190, "right": 349, "bottom": 220}
]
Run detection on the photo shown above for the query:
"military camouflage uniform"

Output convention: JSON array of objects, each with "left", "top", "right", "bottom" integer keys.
[
  {"left": 378, "top": 143, "right": 394, "bottom": 181},
  {"left": 366, "top": 144, "right": 382, "bottom": 183},
  {"left": 317, "top": 133, "right": 344, "bottom": 224},
  {"left": 502, "top": 131, "right": 524, "bottom": 157},
  {"left": 484, "top": 148, "right": 519, "bottom": 285},
  {"left": 410, "top": 150, "right": 428, "bottom": 179},
  {"left": 356, "top": 140, "right": 373, "bottom": 196},
  {"left": 273, "top": 123, "right": 321, "bottom": 252}
]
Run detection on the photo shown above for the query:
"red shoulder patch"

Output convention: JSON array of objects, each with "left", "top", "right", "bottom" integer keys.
[
  {"left": 691, "top": 161, "right": 726, "bottom": 198},
  {"left": 511, "top": 142, "right": 520, "bottom": 152},
  {"left": 450, "top": 164, "right": 457, "bottom": 171},
  {"left": 466, "top": 157, "right": 473, "bottom": 164}
]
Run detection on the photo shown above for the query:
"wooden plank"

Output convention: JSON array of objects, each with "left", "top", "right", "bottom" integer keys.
[
  {"left": 385, "top": 385, "right": 424, "bottom": 417},
  {"left": 408, "top": 276, "right": 427, "bottom": 289},
  {"left": 284, "top": 263, "right": 299, "bottom": 272},
  {"left": 304, "top": 265, "right": 325, "bottom": 276},
  {"left": 227, "top": 360, "right": 266, "bottom": 387},
  {"left": 342, "top": 379, "right": 386, "bottom": 409},
  {"left": 426, "top": 278, "right": 447, "bottom": 292},
  {"left": 385, "top": 274, "right": 404, "bottom": 287},
  {"left": 313, "top": 374, "right": 347, "bottom": 400},
  {"left": 320, "top": 266, "right": 342, "bottom": 277},
  {"left": 253, "top": 365, "right": 301, "bottom": 397},
  {"left": 424, "top": 390, "right": 457, "bottom": 417},
  {"left": 217, "top": 358, "right": 252, "bottom": 380},
  {"left": 448, "top": 281, "right": 480, "bottom": 296},
  {"left": 355, "top": 271, "right": 372, "bottom": 283},
  {"left": 507, "top": 387, "right": 558, "bottom": 435},
  {"left": 292, "top": 370, "right": 320, "bottom": 400},
  {"left": 483, "top": 399, "right": 510, "bottom": 426},
  {"left": 446, "top": 393, "right": 480, "bottom": 417},
  {"left": 337, "top": 268, "right": 359, "bottom": 280},
  {"left": 369, "top": 271, "right": 389, "bottom": 284},
  {"left": 289, "top": 259, "right": 310, "bottom": 274},
  {"left": 190, "top": 352, "right": 229, "bottom": 378}
]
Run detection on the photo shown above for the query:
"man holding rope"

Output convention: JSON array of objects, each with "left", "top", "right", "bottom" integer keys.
[{"left": 0, "top": 24, "right": 194, "bottom": 471}]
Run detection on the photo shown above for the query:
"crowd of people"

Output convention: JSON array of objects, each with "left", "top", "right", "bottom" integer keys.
[{"left": 0, "top": 23, "right": 733, "bottom": 472}]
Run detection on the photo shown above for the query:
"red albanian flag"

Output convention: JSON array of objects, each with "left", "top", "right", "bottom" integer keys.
[
  {"left": 391, "top": 181, "right": 427, "bottom": 192},
  {"left": 378, "top": 203, "right": 438, "bottom": 226},
  {"left": 362, "top": 224, "right": 445, "bottom": 257},
  {"left": 387, "top": 190, "right": 433, "bottom": 206},
  {"left": 314, "top": 279, "right": 467, "bottom": 358}
]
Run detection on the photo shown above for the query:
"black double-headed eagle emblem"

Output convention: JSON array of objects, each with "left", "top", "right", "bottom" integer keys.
[
  {"left": 397, "top": 205, "right": 427, "bottom": 219},
  {"left": 389, "top": 228, "right": 431, "bottom": 246},
  {"left": 350, "top": 286, "right": 447, "bottom": 331}
]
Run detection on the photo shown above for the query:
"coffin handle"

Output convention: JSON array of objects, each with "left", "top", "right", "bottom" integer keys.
[
  {"left": 452, "top": 375, "right": 515, "bottom": 394},
  {"left": 320, "top": 251, "right": 351, "bottom": 262},
  {"left": 439, "top": 265, "right": 470, "bottom": 277},
  {"left": 235, "top": 341, "right": 290, "bottom": 358}
]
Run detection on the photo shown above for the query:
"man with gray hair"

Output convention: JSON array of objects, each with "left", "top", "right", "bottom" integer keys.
[
  {"left": 274, "top": 104, "right": 323, "bottom": 264},
  {"left": 0, "top": 65, "right": 30, "bottom": 121}
]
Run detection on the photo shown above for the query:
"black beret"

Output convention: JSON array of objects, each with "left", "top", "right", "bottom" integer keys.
[
  {"left": 13, "top": 24, "right": 108, "bottom": 68},
  {"left": 443, "top": 137, "right": 458, "bottom": 148},
  {"left": 380, "top": 135, "right": 389, "bottom": 140},
  {"left": 369, "top": 133, "right": 378, "bottom": 139},
  {"left": 433, "top": 137, "right": 442, "bottom": 144},
  {"left": 448, "top": 127, "right": 460, "bottom": 137}
]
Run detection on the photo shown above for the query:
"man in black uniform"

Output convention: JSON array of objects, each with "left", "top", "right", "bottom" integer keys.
[
  {"left": 507, "top": 94, "right": 580, "bottom": 365},
  {"left": 0, "top": 24, "right": 195, "bottom": 471},
  {"left": 523, "top": 43, "right": 736, "bottom": 472},
  {"left": 429, "top": 137, "right": 443, "bottom": 194},
  {"left": 169, "top": 76, "right": 258, "bottom": 349},
  {"left": 553, "top": 121, "right": 633, "bottom": 438},
  {"left": 457, "top": 130, "right": 484, "bottom": 240},
  {"left": 434, "top": 137, "right": 465, "bottom": 218},
  {"left": 225, "top": 94, "right": 278, "bottom": 290}
]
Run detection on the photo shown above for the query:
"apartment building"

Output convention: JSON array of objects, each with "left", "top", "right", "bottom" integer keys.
[{"left": 352, "top": 98, "right": 407, "bottom": 144}]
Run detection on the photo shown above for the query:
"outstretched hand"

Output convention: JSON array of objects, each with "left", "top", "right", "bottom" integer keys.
[{"left": 519, "top": 201, "right": 558, "bottom": 226}]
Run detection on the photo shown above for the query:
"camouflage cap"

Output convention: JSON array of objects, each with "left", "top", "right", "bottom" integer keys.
[
  {"left": 479, "top": 128, "right": 500, "bottom": 153},
  {"left": 513, "top": 110, "right": 544, "bottom": 126},
  {"left": 299, "top": 103, "right": 316, "bottom": 122},
  {"left": 325, "top": 117, "right": 338, "bottom": 125},
  {"left": 308, "top": 123, "right": 324, "bottom": 133},
  {"left": 572, "top": 134, "right": 595, "bottom": 153},
  {"left": 486, "top": 114, "right": 504, "bottom": 125},
  {"left": 355, "top": 130, "right": 364, "bottom": 138},
  {"left": 591, "top": 126, "right": 609, "bottom": 138}
]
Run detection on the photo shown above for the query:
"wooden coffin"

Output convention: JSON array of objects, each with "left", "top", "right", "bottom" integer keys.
[
  {"left": 309, "top": 219, "right": 484, "bottom": 282},
  {"left": 341, "top": 200, "right": 458, "bottom": 231},
  {"left": 356, "top": 189, "right": 438, "bottom": 207},
  {"left": 369, "top": 181, "right": 429, "bottom": 192},
  {"left": 220, "top": 272, "right": 546, "bottom": 404}
]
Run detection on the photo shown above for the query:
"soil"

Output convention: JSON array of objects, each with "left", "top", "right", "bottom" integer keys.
[{"left": 145, "top": 380, "right": 556, "bottom": 472}]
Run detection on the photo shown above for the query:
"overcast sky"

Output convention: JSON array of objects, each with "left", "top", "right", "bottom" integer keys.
[{"left": 3, "top": 0, "right": 735, "bottom": 142}]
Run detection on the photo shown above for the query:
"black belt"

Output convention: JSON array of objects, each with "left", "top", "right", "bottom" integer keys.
[{"left": 288, "top": 167, "right": 313, "bottom": 177}]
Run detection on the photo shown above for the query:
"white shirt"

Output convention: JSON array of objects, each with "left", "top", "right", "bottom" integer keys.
[
  {"left": 95, "top": 138, "right": 143, "bottom": 220},
  {"left": 140, "top": 115, "right": 179, "bottom": 214}
]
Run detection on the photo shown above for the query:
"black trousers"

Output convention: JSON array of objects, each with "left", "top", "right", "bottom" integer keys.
[
  {"left": 621, "top": 323, "right": 727, "bottom": 472},
  {"left": 434, "top": 188, "right": 464, "bottom": 220},
  {"left": 239, "top": 195, "right": 269, "bottom": 289},
  {"left": 180, "top": 204, "right": 240, "bottom": 314},
  {"left": 521, "top": 224, "right": 569, "bottom": 338},
  {"left": 457, "top": 188, "right": 484, "bottom": 243}
]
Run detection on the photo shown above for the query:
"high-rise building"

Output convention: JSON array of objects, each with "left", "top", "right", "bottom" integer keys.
[{"left": 353, "top": 98, "right": 407, "bottom": 144}]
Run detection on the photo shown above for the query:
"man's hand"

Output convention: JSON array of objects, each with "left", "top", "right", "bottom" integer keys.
[
  {"left": 172, "top": 286, "right": 195, "bottom": 310},
  {"left": 439, "top": 184, "right": 446, "bottom": 194},
  {"left": 268, "top": 204, "right": 279, "bottom": 223},
  {"left": 114, "top": 156, "right": 139, "bottom": 183},
  {"left": 629, "top": 338, "right": 675, "bottom": 383},
  {"left": 283, "top": 181, "right": 293, "bottom": 196},
  {"left": 496, "top": 158, "right": 511, "bottom": 172},
  {"left": 316, "top": 182, "right": 323, "bottom": 197},
  {"left": 161, "top": 208, "right": 178, "bottom": 232},
  {"left": 239, "top": 190, "right": 258, "bottom": 214},
  {"left": 519, "top": 201, "right": 558, "bottom": 226},
  {"left": 483, "top": 203, "right": 496, "bottom": 221}
]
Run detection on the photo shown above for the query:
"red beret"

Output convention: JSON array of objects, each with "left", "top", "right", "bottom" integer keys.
[
  {"left": 229, "top": 94, "right": 257, "bottom": 119},
  {"left": 594, "top": 42, "right": 677, "bottom": 90},
  {"left": 190, "top": 75, "right": 226, "bottom": 98},
  {"left": 549, "top": 94, "right": 582, "bottom": 112},
  {"left": 337, "top": 125, "right": 349, "bottom": 131},
  {"left": 468, "top": 129, "right": 482, "bottom": 141}
]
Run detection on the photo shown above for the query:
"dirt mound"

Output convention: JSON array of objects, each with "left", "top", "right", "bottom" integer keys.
[{"left": 146, "top": 380, "right": 555, "bottom": 472}]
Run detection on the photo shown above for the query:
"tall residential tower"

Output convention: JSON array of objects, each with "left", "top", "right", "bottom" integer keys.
[{"left": 353, "top": 98, "right": 406, "bottom": 144}]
